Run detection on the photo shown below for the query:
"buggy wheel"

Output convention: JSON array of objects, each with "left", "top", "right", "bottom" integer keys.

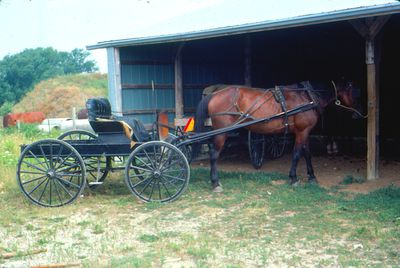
[
  {"left": 16, "top": 139, "right": 86, "bottom": 207},
  {"left": 248, "top": 131, "right": 265, "bottom": 169},
  {"left": 58, "top": 130, "right": 111, "bottom": 188},
  {"left": 164, "top": 133, "right": 193, "bottom": 164},
  {"left": 58, "top": 129, "right": 96, "bottom": 141},
  {"left": 265, "top": 134, "right": 286, "bottom": 159},
  {"left": 125, "top": 141, "right": 190, "bottom": 203}
]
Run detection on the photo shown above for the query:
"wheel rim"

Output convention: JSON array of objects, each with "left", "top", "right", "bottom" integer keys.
[
  {"left": 58, "top": 130, "right": 110, "bottom": 188},
  {"left": 125, "top": 141, "right": 189, "bottom": 203},
  {"left": 17, "top": 139, "right": 86, "bottom": 207},
  {"left": 248, "top": 131, "right": 265, "bottom": 169}
]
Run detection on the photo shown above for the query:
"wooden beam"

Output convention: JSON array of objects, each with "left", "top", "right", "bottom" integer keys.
[
  {"left": 350, "top": 15, "right": 391, "bottom": 39},
  {"left": 244, "top": 35, "right": 252, "bottom": 86},
  {"left": 174, "top": 43, "right": 185, "bottom": 119}
]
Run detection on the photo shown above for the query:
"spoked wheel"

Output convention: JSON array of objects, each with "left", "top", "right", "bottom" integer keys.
[
  {"left": 164, "top": 133, "right": 193, "bottom": 164},
  {"left": 58, "top": 130, "right": 111, "bottom": 188},
  {"left": 16, "top": 139, "right": 86, "bottom": 207},
  {"left": 125, "top": 141, "right": 190, "bottom": 203},
  {"left": 248, "top": 131, "right": 265, "bottom": 169},
  {"left": 265, "top": 134, "right": 286, "bottom": 159},
  {"left": 58, "top": 129, "right": 96, "bottom": 141}
]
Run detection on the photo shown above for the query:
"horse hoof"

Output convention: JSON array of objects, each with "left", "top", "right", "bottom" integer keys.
[
  {"left": 213, "top": 186, "right": 223, "bottom": 193},
  {"left": 289, "top": 179, "right": 300, "bottom": 186},
  {"left": 308, "top": 178, "right": 318, "bottom": 184}
]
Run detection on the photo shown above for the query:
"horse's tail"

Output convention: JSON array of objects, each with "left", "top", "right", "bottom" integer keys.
[{"left": 191, "top": 94, "right": 213, "bottom": 160}]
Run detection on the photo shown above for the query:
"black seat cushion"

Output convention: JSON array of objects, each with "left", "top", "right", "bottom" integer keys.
[{"left": 114, "top": 116, "right": 151, "bottom": 142}]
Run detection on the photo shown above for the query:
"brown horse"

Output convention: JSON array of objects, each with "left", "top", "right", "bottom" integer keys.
[{"left": 193, "top": 80, "right": 357, "bottom": 192}]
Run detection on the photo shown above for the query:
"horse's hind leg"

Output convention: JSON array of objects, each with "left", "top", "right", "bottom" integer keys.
[
  {"left": 289, "top": 145, "right": 303, "bottom": 185},
  {"left": 209, "top": 134, "right": 226, "bottom": 193},
  {"left": 304, "top": 143, "right": 317, "bottom": 183}
]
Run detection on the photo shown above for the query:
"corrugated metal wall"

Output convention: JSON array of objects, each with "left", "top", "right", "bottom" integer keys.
[{"left": 119, "top": 36, "right": 244, "bottom": 124}]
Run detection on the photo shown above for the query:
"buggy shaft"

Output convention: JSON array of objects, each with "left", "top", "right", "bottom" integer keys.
[{"left": 177, "top": 101, "right": 318, "bottom": 147}]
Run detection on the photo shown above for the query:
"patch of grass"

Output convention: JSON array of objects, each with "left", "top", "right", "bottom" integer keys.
[
  {"left": 340, "top": 175, "right": 366, "bottom": 185},
  {"left": 92, "top": 223, "right": 105, "bottom": 235},
  {"left": 139, "top": 234, "right": 159, "bottom": 243}
]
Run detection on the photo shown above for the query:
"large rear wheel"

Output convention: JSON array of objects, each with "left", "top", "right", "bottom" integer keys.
[
  {"left": 16, "top": 139, "right": 86, "bottom": 207},
  {"left": 125, "top": 141, "right": 190, "bottom": 203}
]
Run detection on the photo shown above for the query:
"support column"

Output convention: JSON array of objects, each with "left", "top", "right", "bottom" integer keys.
[
  {"left": 350, "top": 15, "right": 390, "bottom": 180},
  {"left": 175, "top": 43, "right": 184, "bottom": 119},
  {"left": 107, "top": 47, "right": 122, "bottom": 116},
  {"left": 366, "top": 40, "right": 378, "bottom": 180}
]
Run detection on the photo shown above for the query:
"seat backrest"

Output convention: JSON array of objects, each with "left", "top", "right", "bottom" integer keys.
[{"left": 86, "top": 98, "right": 112, "bottom": 121}]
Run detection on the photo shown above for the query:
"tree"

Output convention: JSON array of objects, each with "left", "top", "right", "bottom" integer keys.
[
  {"left": 62, "top": 48, "right": 97, "bottom": 74},
  {"left": 0, "top": 47, "right": 98, "bottom": 110}
]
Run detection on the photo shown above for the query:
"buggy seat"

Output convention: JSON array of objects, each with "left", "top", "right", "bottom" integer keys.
[{"left": 86, "top": 98, "right": 151, "bottom": 142}]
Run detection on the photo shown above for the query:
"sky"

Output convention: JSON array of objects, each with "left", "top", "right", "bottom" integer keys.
[
  {"left": 0, "top": 0, "right": 223, "bottom": 73},
  {"left": 0, "top": 0, "right": 397, "bottom": 73}
]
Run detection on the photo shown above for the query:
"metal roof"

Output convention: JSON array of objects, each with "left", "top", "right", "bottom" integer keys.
[{"left": 87, "top": 1, "right": 400, "bottom": 50}]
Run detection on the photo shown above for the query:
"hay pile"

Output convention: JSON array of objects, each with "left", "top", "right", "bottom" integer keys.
[{"left": 12, "top": 73, "right": 107, "bottom": 117}]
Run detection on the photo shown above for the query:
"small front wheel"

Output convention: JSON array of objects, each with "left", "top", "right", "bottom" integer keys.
[
  {"left": 125, "top": 141, "right": 190, "bottom": 203},
  {"left": 58, "top": 130, "right": 111, "bottom": 188},
  {"left": 16, "top": 139, "right": 86, "bottom": 207}
]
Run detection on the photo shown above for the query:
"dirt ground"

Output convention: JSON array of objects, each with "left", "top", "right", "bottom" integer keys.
[{"left": 192, "top": 152, "right": 400, "bottom": 194}]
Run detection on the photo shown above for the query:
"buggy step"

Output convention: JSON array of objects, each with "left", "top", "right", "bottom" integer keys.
[{"left": 88, "top": 182, "right": 103, "bottom": 185}]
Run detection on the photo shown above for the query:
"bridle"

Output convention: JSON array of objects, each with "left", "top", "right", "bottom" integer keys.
[{"left": 331, "top": 80, "right": 368, "bottom": 119}]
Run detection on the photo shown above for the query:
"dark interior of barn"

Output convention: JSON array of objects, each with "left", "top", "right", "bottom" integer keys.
[{"left": 178, "top": 14, "right": 399, "bottom": 158}]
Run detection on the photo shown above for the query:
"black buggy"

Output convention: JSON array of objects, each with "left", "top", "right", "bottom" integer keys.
[{"left": 16, "top": 98, "right": 190, "bottom": 207}]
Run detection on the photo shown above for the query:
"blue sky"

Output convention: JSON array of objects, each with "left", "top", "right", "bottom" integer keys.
[{"left": 0, "top": 0, "right": 396, "bottom": 73}]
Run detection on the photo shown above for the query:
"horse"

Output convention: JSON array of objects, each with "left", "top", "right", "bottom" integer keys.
[{"left": 193, "top": 80, "right": 357, "bottom": 192}]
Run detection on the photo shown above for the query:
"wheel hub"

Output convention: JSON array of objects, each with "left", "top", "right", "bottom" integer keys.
[
  {"left": 153, "top": 170, "right": 161, "bottom": 178},
  {"left": 46, "top": 169, "right": 57, "bottom": 179}
]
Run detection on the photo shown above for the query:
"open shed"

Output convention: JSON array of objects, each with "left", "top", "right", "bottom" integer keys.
[{"left": 87, "top": 1, "right": 400, "bottom": 181}]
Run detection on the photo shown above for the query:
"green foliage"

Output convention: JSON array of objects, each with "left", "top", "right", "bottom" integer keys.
[
  {"left": 0, "top": 47, "right": 98, "bottom": 107},
  {"left": 0, "top": 101, "right": 13, "bottom": 116}
]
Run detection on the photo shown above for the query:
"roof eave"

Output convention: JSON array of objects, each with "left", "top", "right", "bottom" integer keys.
[{"left": 86, "top": 3, "right": 400, "bottom": 50}]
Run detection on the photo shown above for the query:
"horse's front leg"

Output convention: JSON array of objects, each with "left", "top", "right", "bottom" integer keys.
[
  {"left": 209, "top": 134, "right": 226, "bottom": 193},
  {"left": 289, "top": 144, "right": 303, "bottom": 185}
]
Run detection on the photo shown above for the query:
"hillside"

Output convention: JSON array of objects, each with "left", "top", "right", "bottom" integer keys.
[{"left": 12, "top": 73, "right": 108, "bottom": 117}]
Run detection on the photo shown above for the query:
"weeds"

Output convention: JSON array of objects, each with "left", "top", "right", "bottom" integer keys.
[{"left": 1, "top": 128, "right": 400, "bottom": 267}]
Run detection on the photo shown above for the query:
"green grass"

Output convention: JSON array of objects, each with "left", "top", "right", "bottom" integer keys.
[{"left": 1, "top": 128, "right": 400, "bottom": 267}]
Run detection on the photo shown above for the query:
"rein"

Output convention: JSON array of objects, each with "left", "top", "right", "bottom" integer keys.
[{"left": 330, "top": 81, "right": 368, "bottom": 119}]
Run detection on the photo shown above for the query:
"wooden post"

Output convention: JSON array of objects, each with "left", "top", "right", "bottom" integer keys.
[
  {"left": 350, "top": 16, "right": 390, "bottom": 180},
  {"left": 244, "top": 35, "right": 252, "bottom": 86},
  {"left": 366, "top": 39, "right": 378, "bottom": 180},
  {"left": 175, "top": 43, "right": 185, "bottom": 119},
  {"left": 106, "top": 47, "right": 122, "bottom": 116},
  {"left": 72, "top": 107, "right": 77, "bottom": 129}
]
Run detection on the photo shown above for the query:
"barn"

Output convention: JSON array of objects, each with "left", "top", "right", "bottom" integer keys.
[{"left": 87, "top": 0, "right": 400, "bottom": 181}]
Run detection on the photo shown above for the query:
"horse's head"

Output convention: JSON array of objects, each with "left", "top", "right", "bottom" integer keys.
[
  {"left": 334, "top": 80, "right": 354, "bottom": 107},
  {"left": 333, "top": 79, "right": 366, "bottom": 119}
]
